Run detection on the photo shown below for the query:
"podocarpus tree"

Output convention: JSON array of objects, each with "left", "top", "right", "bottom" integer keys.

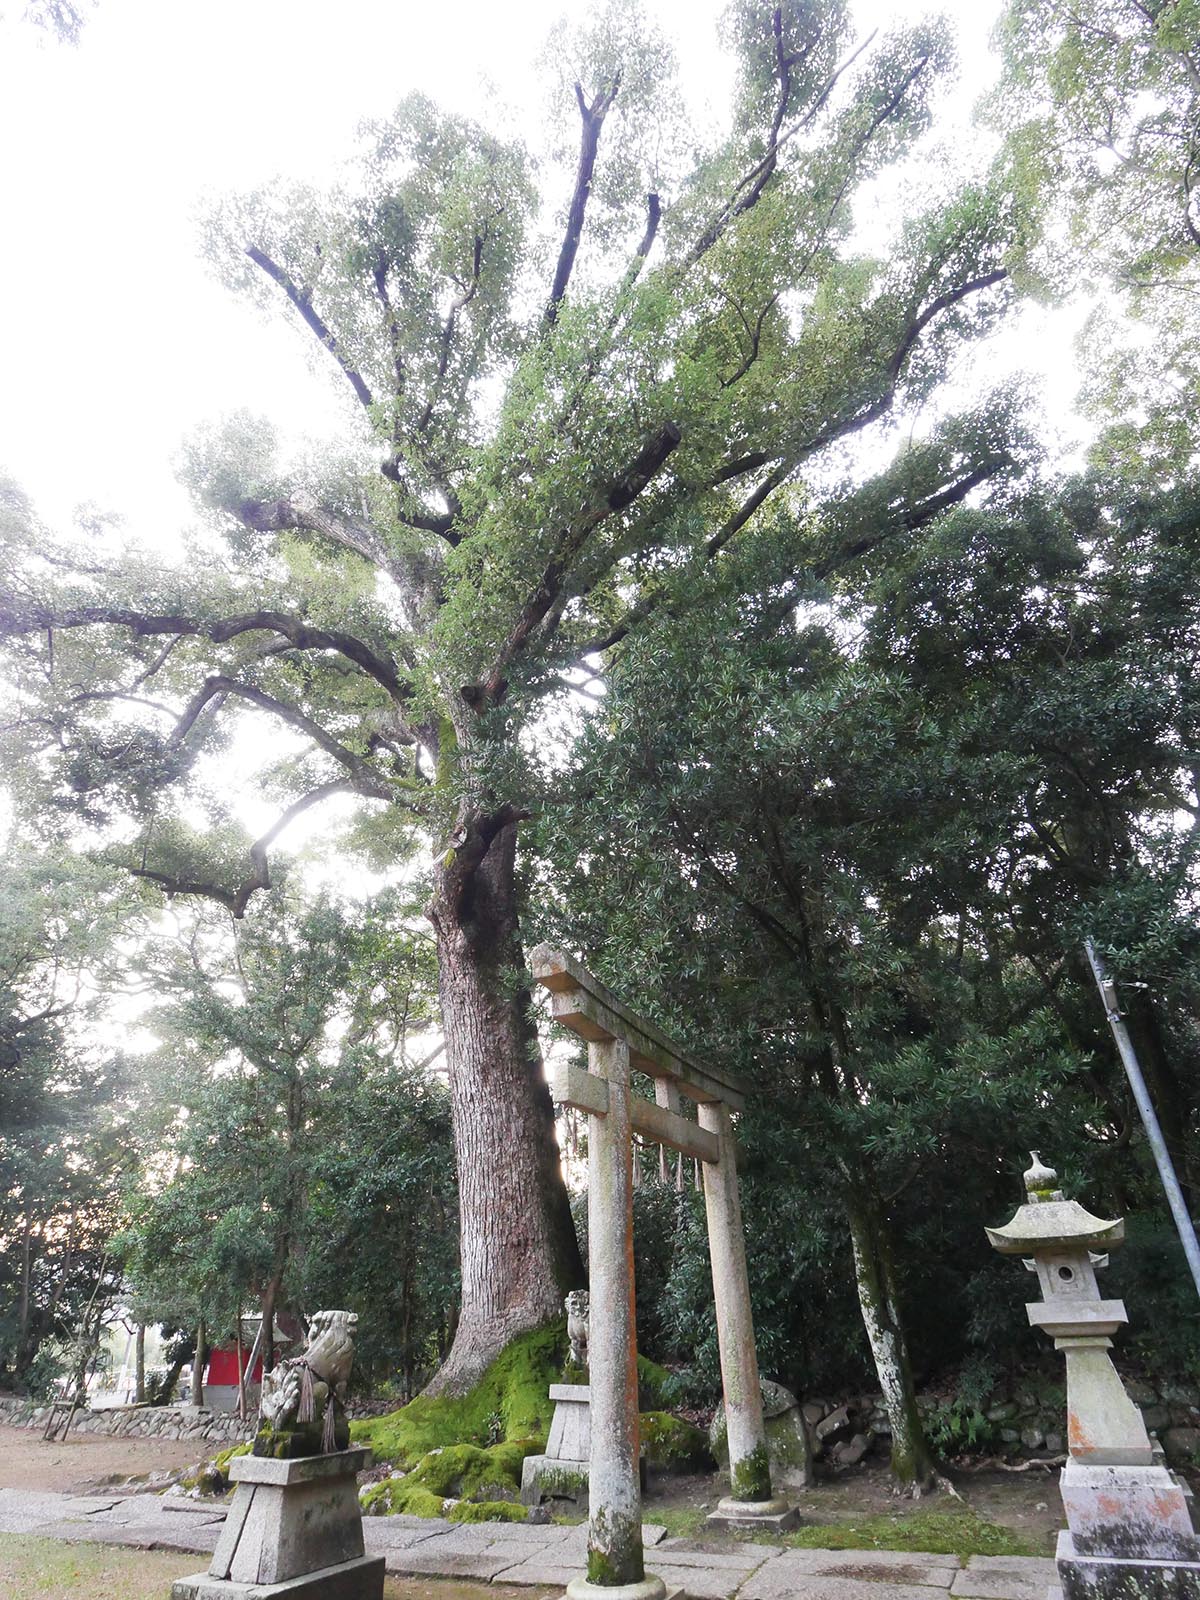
[
  {"left": 537, "top": 468, "right": 1200, "bottom": 1481},
  {"left": 0, "top": 1, "right": 1015, "bottom": 1389}
]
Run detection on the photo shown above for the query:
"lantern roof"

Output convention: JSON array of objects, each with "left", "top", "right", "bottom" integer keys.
[{"left": 985, "top": 1153, "right": 1125, "bottom": 1256}]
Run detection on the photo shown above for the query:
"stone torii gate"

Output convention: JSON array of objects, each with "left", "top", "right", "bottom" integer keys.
[{"left": 532, "top": 947, "right": 796, "bottom": 1600}]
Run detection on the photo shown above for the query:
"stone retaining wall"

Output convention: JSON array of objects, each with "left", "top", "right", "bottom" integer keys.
[
  {"left": 803, "top": 1375, "right": 1200, "bottom": 1471},
  {"left": 0, "top": 1396, "right": 251, "bottom": 1445}
]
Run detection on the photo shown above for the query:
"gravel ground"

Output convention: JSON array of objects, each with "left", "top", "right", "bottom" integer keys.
[{"left": 0, "top": 1422, "right": 207, "bottom": 1494}]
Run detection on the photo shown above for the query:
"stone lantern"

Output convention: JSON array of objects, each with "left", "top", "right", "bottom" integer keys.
[{"left": 987, "top": 1155, "right": 1199, "bottom": 1598}]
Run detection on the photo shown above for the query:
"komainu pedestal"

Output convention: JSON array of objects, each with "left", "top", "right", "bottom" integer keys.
[
  {"left": 521, "top": 1382, "right": 593, "bottom": 1509},
  {"left": 171, "top": 1448, "right": 383, "bottom": 1599},
  {"left": 171, "top": 1310, "right": 382, "bottom": 1600}
]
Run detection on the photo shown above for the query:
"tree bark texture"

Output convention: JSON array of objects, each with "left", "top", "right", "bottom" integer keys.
[
  {"left": 426, "top": 820, "right": 583, "bottom": 1393},
  {"left": 845, "top": 1188, "right": 937, "bottom": 1492}
]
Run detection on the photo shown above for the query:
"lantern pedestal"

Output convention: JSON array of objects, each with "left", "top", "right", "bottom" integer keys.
[
  {"left": 985, "top": 1156, "right": 1200, "bottom": 1600},
  {"left": 1054, "top": 1529, "right": 1199, "bottom": 1600}
]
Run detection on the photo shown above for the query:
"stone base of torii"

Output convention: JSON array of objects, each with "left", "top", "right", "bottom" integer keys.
[{"left": 532, "top": 948, "right": 797, "bottom": 1600}]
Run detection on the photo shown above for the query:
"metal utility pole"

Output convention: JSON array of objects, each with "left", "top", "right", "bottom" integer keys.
[{"left": 1084, "top": 939, "right": 1200, "bottom": 1305}]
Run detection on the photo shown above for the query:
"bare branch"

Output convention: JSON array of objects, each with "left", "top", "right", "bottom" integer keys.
[
  {"left": 246, "top": 246, "right": 375, "bottom": 411},
  {"left": 170, "top": 674, "right": 397, "bottom": 800},
  {"left": 545, "top": 75, "right": 622, "bottom": 328}
]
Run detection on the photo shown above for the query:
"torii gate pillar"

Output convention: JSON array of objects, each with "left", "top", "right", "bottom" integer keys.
[{"left": 700, "top": 1101, "right": 790, "bottom": 1522}]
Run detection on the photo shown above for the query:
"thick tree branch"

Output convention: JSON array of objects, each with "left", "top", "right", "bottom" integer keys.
[
  {"left": 246, "top": 246, "right": 375, "bottom": 411},
  {"left": 171, "top": 675, "right": 397, "bottom": 800},
  {"left": 3, "top": 601, "right": 411, "bottom": 708},
  {"left": 562, "top": 266, "right": 1009, "bottom": 673},
  {"left": 686, "top": 19, "right": 879, "bottom": 267},
  {"left": 466, "top": 421, "right": 683, "bottom": 706},
  {"left": 887, "top": 269, "right": 1009, "bottom": 381},
  {"left": 132, "top": 780, "right": 352, "bottom": 919},
  {"left": 545, "top": 75, "right": 622, "bottom": 329}
]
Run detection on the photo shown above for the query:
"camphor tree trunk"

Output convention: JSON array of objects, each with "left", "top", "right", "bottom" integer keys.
[
  {"left": 426, "top": 817, "right": 583, "bottom": 1394},
  {"left": 845, "top": 1186, "right": 937, "bottom": 1493}
]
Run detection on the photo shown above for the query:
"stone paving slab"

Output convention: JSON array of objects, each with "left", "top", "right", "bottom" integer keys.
[
  {"left": 0, "top": 1486, "right": 1064, "bottom": 1600},
  {"left": 773, "top": 1550, "right": 955, "bottom": 1588},
  {"left": 962, "top": 1557, "right": 1060, "bottom": 1576},
  {"left": 361, "top": 1518, "right": 454, "bottom": 1551},
  {"left": 949, "top": 1563, "right": 1057, "bottom": 1600},
  {"left": 382, "top": 1547, "right": 533, "bottom": 1580},
  {"left": 161, "top": 1495, "right": 231, "bottom": 1516},
  {"left": 552, "top": 1520, "right": 667, "bottom": 1551},
  {"left": 646, "top": 1546, "right": 776, "bottom": 1571},
  {"left": 648, "top": 1559, "right": 745, "bottom": 1598},
  {"left": 784, "top": 1551, "right": 960, "bottom": 1573},
  {"left": 490, "top": 1559, "right": 581, "bottom": 1588},
  {"left": 741, "top": 1563, "right": 964, "bottom": 1600}
]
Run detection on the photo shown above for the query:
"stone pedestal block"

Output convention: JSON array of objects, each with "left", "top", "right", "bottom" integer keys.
[
  {"left": 565, "top": 1580, "right": 682, "bottom": 1600},
  {"left": 547, "top": 1384, "right": 592, "bottom": 1460},
  {"left": 1059, "top": 1458, "right": 1200, "bottom": 1562},
  {"left": 1054, "top": 1528, "right": 1200, "bottom": 1599},
  {"left": 170, "top": 1448, "right": 382, "bottom": 1600},
  {"left": 522, "top": 1382, "right": 646, "bottom": 1510},
  {"left": 521, "top": 1454, "right": 590, "bottom": 1507},
  {"left": 171, "top": 1555, "right": 384, "bottom": 1600},
  {"left": 705, "top": 1494, "right": 799, "bottom": 1532}
]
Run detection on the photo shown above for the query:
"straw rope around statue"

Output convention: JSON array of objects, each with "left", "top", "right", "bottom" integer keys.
[{"left": 256, "top": 1309, "right": 358, "bottom": 1458}]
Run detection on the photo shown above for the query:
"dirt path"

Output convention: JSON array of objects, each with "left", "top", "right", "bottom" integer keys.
[{"left": 0, "top": 1423, "right": 206, "bottom": 1494}]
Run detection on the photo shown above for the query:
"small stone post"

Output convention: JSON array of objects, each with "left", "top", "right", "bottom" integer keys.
[
  {"left": 987, "top": 1154, "right": 1200, "bottom": 1599},
  {"left": 700, "top": 1101, "right": 796, "bottom": 1532},
  {"left": 567, "top": 1038, "right": 667, "bottom": 1600}
]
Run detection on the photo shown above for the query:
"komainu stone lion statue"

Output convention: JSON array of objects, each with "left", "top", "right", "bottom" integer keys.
[
  {"left": 566, "top": 1289, "right": 590, "bottom": 1369},
  {"left": 257, "top": 1309, "right": 358, "bottom": 1456}
]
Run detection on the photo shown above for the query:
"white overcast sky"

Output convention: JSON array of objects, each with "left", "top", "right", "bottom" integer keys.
[{"left": 0, "top": 0, "right": 1087, "bottom": 548}]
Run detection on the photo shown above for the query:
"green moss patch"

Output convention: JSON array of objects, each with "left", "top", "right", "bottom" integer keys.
[
  {"left": 447, "top": 1500, "right": 528, "bottom": 1523},
  {"left": 360, "top": 1478, "right": 446, "bottom": 1518},
  {"left": 212, "top": 1441, "right": 252, "bottom": 1474},
  {"left": 360, "top": 1438, "right": 543, "bottom": 1518},
  {"left": 640, "top": 1411, "right": 712, "bottom": 1472},
  {"left": 351, "top": 1324, "right": 561, "bottom": 1468},
  {"left": 784, "top": 1506, "right": 1044, "bottom": 1559}
]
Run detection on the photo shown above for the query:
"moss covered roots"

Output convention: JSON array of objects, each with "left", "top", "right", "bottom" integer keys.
[
  {"left": 352, "top": 1324, "right": 562, "bottom": 1468},
  {"left": 360, "top": 1439, "right": 542, "bottom": 1518}
]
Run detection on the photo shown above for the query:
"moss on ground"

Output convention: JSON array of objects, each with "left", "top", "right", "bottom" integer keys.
[
  {"left": 640, "top": 1412, "right": 712, "bottom": 1472},
  {"left": 447, "top": 1500, "right": 528, "bottom": 1524},
  {"left": 784, "top": 1506, "right": 1044, "bottom": 1559},
  {"left": 351, "top": 1325, "right": 561, "bottom": 1468},
  {"left": 361, "top": 1479, "right": 447, "bottom": 1518},
  {"left": 648, "top": 1505, "right": 708, "bottom": 1540},
  {"left": 360, "top": 1438, "right": 542, "bottom": 1518}
]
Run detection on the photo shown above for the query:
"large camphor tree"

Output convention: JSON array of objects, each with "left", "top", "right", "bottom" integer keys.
[{"left": 0, "top": 1, "right": 1015, "bottom": 1389}]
